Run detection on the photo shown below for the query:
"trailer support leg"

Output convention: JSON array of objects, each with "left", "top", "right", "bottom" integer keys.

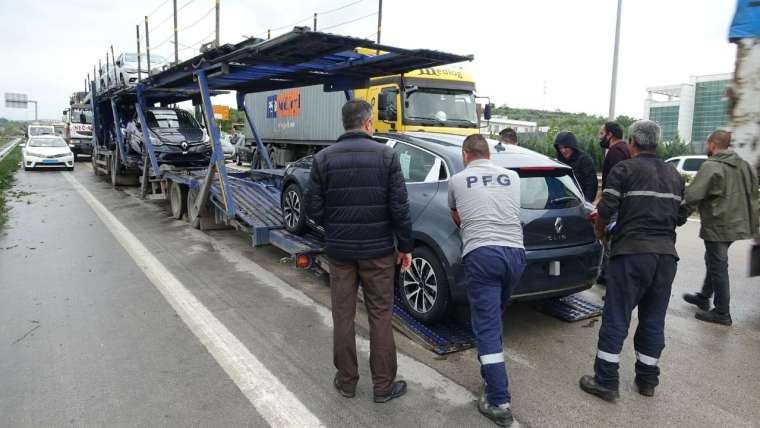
[
  {"left": 109, "top": 98, "right": 127, "bottom": 162},
  {"left": 236, "top": 92, "right": 273, "bottom": 170},
  {"left": 194, "top": 68, "right": 236, "bottom": 220}
]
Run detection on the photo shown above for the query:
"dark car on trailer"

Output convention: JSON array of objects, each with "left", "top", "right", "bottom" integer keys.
[
  {"left": 280, "top": 132, "right": 603, "bottom": 323},
  {"left": 125, "top": 108, "right": 212, "bottom": 166}
]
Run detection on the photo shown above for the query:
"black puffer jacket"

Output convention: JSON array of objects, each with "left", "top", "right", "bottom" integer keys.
[
  {"left": 307, "top": 131, "right": 413, "bottom": 260},
  {"left": 555, "top": 131, "right": 598, "bottom": 202}
]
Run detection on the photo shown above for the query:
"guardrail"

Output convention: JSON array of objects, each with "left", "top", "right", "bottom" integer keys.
[{"left": 0, "top": 138, "right": 21, "bottom": 162}]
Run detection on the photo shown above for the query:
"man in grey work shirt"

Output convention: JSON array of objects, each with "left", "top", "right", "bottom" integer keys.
[{"left": 449, "top": 134, "right": 526, "bottom": 427}]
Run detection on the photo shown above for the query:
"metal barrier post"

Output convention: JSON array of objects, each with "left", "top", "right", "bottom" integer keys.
[
  {"left": 194, "top": 68, "right": 236, "bottom": 219},
  {"left": 236, "top": 92, "right": 273, "bottom": 169}
]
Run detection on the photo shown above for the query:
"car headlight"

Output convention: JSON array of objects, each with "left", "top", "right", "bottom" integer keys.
[{"left": 149, "top": 136, "right": 163, "bottom": 146}]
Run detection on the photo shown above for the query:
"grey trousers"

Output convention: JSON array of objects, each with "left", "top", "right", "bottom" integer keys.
[{"left": 700, "top": 241, "right": 734, "bottom": 314}]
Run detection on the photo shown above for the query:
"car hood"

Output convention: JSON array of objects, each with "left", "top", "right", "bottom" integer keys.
[
  {"left": 151, "top": 127, "right": 205, "bottom": 144},
  {"left": 26, "top": 146, "right": 72, "bottom": 155}
]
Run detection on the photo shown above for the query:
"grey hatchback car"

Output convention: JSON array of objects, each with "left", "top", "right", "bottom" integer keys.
[{"left": 281, "top": 132, "right": 603, "bottom": 323}]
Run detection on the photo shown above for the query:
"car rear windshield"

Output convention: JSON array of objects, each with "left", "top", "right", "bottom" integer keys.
[
  {"left": 147, "top": 110, "right": 199, "bottom": 129},
  {"left": 683, "top": 158, "right": 706, "bottom": 171},
  {"left": 29, "top": 137, "right": 67, "bottom": 147},
  {"left": 516, "top": 169, "right": 584, "bottom": 210}
]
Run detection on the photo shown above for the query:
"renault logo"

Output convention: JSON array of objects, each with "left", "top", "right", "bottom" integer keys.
[
  {"left": 554, "top": 217, "right": 565, "bottom": 235},
  {"left": 180, "top": 141, "right": 188, "bottom": 150}
]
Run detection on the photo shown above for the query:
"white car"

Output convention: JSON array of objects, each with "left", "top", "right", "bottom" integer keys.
[
  {"left": 113, "top": 53, "right": 169, "bottom": 87},
  {"left": 219, "top": 131, "right": 236, "bottom": 160},
  {"left": 23, "top": 136, "right": 75, "bottom": 171},
  {"left": 665, "top": 155, "right": 708, "bottom": 177}
]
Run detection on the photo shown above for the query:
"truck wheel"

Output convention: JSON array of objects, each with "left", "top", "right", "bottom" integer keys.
[
  {"left": 73, "top": 153, "right": 78, "bottom": 162},
  {"left": 169, "top": 182, "right": 188, "bottom": 220},
  {"left": 398, "top": 246, "right": 450, "bottom": 324},
  {"left": 282, "top": 183, "right": 306, "bottom": 235},
  {"left": 186, "top": 186, "right": 210, "bottom": 229}
]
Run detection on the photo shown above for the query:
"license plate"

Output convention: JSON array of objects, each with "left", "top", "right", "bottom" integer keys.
[
  {"left": 549, "top": 261, "right": 561, "bottom": 276},
  {"left": 42, "top": 159, "right": 58, "bottom": 164}
]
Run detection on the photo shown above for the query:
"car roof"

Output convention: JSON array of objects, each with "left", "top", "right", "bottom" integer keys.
[
  {"left": 29, "top": 135, "right": 62, "bottom": 138},
  {"left": 666, "top": 155, "right": 707, "bottom": 161},
  {"left": 378, "top": 131, "right": 570, "bottom": 170}
]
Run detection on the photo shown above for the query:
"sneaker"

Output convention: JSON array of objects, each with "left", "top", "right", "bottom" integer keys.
[
  {"left": 477, "top": 392, "right": 514, "bottom": 427},
  {"left": 333, "top": 374, "right": 355, "bottom": 398},
  {"left": 683, "top": 293, "right": 710, "bottom": 311},
  {"left": 579, "top": 375, "right": 619, "bottom": 402},
  {"left": 695, "top": 309, "right": 732, "bottom": 326},
  {"left": 373, "top": 381, "right": 407, "bottom": 403},
  {"left": 635, "top": 380, "right": 655, "bottom": 397}
]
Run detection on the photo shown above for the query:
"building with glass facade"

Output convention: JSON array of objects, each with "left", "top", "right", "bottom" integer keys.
[{"left": 644, "top": 73, "right": 731, "bottom": 152}]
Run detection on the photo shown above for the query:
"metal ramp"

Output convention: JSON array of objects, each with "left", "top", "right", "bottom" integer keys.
[{"left": 533, "top": 295, "right": 603, "bottom": 322}]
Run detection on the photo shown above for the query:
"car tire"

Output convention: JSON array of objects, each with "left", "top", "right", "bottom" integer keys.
[
  {"left": 398, "top": 246, "right": 450, "bottom": 324},
  {"left": 169, "top": 182, "right": 188, "bottom": 220},
  {"left": 282, "top": 183, "right": 306, "bottom": 235}
]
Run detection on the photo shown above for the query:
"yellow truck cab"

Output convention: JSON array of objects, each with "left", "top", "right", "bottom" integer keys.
[{"left": 354, "top": 65, "right": 485, "bottom": 136}]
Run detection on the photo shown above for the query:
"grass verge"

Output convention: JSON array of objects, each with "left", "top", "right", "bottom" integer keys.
[{"left": 0, "top": 145, "right": 22, "bottom": 229}]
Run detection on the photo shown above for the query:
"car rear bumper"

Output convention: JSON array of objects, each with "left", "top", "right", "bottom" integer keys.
[{"left": 449, "top": 240, "right": 603, "bottom": 304}]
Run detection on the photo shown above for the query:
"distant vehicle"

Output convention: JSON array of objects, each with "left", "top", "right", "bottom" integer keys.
[
  {"left": 124, "top": 108, "right": 212, "bottom": 166},
  {"left": 63, "top": 97, "right": 94, "bottom": 160},
  {"left": 666, "top": 155, "right": 708, "bottom": 177},
  {"left": 22, "top": 135, "right": 74, "bottom": 171},
  {"left": 26, "top": 125, "right": 55, "bottom": 139},
  {"left": 281, "top": 132, "right": 603, "bottom": 323},
  {"left": 53, "top": 122, "right": 65, "bottom": 137},
  {"left": 219, "top": 131, "right": 236, "bottom": 160},
  {"left": 113, "top": 53, "right": 169, "bottom": 87}
]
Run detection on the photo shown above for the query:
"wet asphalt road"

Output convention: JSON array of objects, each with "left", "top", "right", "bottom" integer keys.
[{"left": 0, "top": 163, "right": 758, "bottom": 427}]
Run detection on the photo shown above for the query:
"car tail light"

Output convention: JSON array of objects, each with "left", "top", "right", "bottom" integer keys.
[
  {"left": 295, "top": 254, "right": 311, "bottom": 269},
  {"left": 587, "top": 211, "right": 599, "bottom": 224}
]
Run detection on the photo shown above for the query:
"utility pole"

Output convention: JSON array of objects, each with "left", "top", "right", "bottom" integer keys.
[
  {"left": 215, "top": 0, "right": 220, "bottom": 47},
  {"left": 313, "top": 13, "right": 317, "bottom": 31},
  {"left": 173, "top": 0, "right": 179, "bottom": 64},
  {"left": 136, "top": 25, "right": 142, "bottom": 82},
  {"left": 376, "top": 0, "right": 383, "bottom": 44},
  {"left": 608, "top": 0, "right": 622, "bottom": 120},
  {"left": 145, "top": 16, "right": 151, "bottom": 75},
  {"left": 110, "top": 45, "right": 116, "bottom": 85}
]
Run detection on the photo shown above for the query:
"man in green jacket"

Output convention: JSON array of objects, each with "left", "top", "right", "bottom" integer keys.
[{"left": 682, "top": 130, "right": 760, "bottom": 326}]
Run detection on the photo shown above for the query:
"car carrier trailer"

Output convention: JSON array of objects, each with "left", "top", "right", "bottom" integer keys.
[{"left": 88, "top": 28, "right": 484, "bottom": 354}]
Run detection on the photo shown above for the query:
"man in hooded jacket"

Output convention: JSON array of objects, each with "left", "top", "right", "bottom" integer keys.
[{"left": 555, "top": 131, "right": 598, "bottom": 202}]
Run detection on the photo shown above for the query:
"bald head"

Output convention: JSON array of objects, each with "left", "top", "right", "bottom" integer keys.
[{"left": 708, "top": 130, "right": 731, "bottom": 149}]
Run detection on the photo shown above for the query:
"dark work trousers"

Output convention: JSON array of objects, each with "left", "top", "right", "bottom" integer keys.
[
  {"left": 700, "top": 241, "right": 734, "bottom": 314},
  {"left": 464, "top": 245, "right": 527, "bottom": 406},
  {"left": 329, "top": 254, "right": 397, "bottom": 395},
  {"left": 594, "top": 253, "right": 677, "bottom": 390}
]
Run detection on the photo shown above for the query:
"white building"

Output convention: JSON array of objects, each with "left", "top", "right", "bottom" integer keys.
[{"left": 481, "top": 115, "right": 546, "bottom": 135}]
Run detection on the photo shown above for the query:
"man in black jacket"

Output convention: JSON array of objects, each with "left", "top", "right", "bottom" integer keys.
[
  {"left": 308, "top": 99, "right": 413, "bottom": 403},
  {"left": 555, "top": 131, "right": 598, "bottom": 202}
]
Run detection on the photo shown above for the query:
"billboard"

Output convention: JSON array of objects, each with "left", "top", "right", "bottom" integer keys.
[
  {"left": 212, "top": 104, "right": 230, "bottom": 121},
  {"left": 5, "top": 92, "right": 28, "bottom": 109}
]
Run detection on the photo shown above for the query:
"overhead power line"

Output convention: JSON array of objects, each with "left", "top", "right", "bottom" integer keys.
[
  {"left": 178, "top": 6, "right": 216, "bottom": 32},
  {"left": 320, "top": 12, "right": 378, "bottom": 31},
  {"left": 318, "top": 0, "right": 368, "bottom": 16},
  {"left": 146, "top": 0, "right": 170, "bottom": 17}
]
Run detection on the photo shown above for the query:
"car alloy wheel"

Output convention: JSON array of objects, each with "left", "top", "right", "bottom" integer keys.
[
  {"left": 283, "top": 189, "right": 301, "bottom": 230},
  {"left": 402, "top": 257, "right": 439, "bottom": 314}
]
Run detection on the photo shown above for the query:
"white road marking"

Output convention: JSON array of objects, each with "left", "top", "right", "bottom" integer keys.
[
  {"left": 184, "top": 229, "right": 477, "bottom": 406},
  {"left": 62, "top": 172, "right": 323, "bottom": 428}
]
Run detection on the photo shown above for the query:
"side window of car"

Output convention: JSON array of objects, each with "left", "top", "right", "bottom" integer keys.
[
  {"left": 393, "top": 142, "right": 445, "bottom": 183},
  {"left": 683, "top": 158, "right": 706, "bottom": 172}
]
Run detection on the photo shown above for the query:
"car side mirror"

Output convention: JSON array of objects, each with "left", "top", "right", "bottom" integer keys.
[
  {"left": 483, "top": 103, "right": 493, "bottom": 121},
  {"left": 377, "top": 93, "right": 395, "bottom": 121}
]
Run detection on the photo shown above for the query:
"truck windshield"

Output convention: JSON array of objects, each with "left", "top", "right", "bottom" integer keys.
[
  {"left": 71, "top": 109, "right": 94, "bottom": 124},
  {"left": 147, "top": 110, "right": 199, "bottom": 129},
  {"left": 404, "top": 89, "right": 477, "bottom": 127}
]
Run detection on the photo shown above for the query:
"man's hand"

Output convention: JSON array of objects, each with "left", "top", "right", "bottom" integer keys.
[{"left": 397, "top": 252, "right": 412, "bottom": 272}]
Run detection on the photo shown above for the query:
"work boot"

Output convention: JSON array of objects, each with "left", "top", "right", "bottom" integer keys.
[
  {"left": 477, "top": 389, "right": 514, "bottom": 427},
  {"left": 695, "top": 309, "right": 732, "bottom": 326},
  {"left": 579, "top": 375, "right": 619, "bottom": 402},
  {"left": 682, "top": 293, "right": 710, "bottom": 311},
  {"left": 373, "top": 381, "right": 407, "bottom": 403},
  {"left": 635, "top": 380, "right": 655, "bottom": 397},
  {"left": 333, "top": 373, "right": 355, "bottom": 398}
]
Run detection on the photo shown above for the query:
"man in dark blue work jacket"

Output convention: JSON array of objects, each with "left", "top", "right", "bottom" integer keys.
[{"left": 579, "top": 120, "right": 687, "bottom": 401}]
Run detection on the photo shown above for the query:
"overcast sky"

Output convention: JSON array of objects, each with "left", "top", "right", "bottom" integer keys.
[{"left": 0, "top": 0, "right": 738, "bottom": 121}]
